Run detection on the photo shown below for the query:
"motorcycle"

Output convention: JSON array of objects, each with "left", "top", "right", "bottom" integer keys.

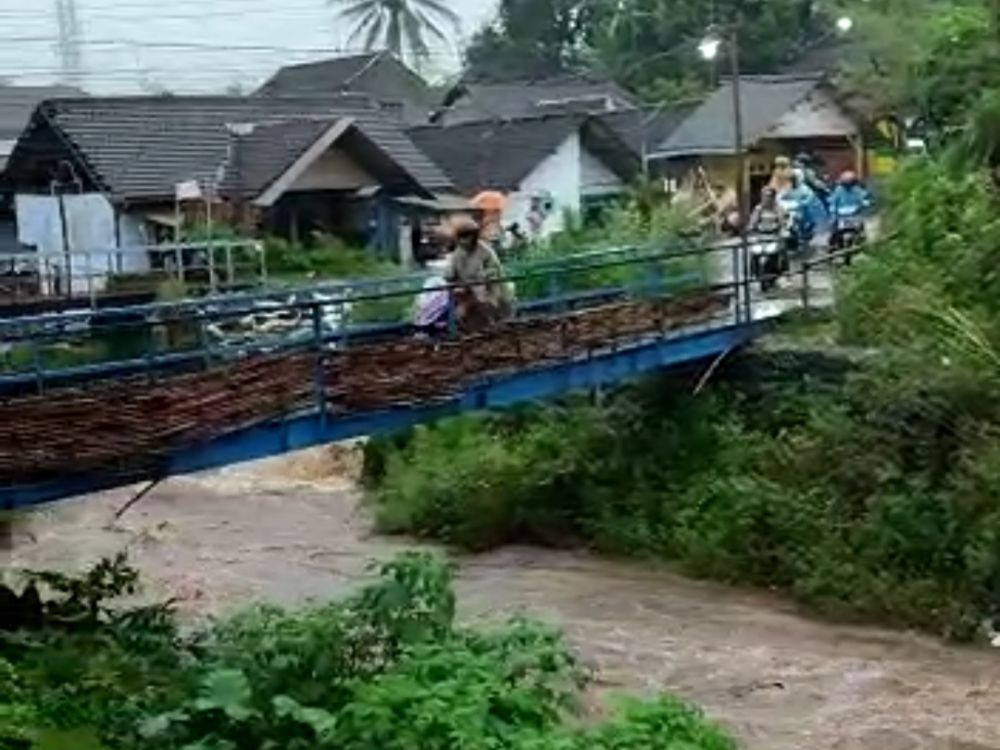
[
  {"left": 750, "top": 232, "right": 786, "bottom": 293},
  {"left": 829, "top": 204, "right": 866, "bottom": 264}
]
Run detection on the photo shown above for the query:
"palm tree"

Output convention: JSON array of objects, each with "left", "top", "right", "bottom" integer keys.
[{"left": 332, "top": 0, "right": 460, "bottom": 64}]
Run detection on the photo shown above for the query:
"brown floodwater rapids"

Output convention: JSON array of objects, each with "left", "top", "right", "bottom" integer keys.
[{"left": 3, "top": 445, "right": 999, "bottom": 750}]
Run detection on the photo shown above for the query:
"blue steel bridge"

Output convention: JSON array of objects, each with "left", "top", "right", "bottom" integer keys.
[{"left": 0, "top": 240, "right": 833, "bottom": 510}]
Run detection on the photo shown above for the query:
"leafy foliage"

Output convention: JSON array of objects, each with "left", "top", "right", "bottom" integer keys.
[
  {"left": 330, "top": 0, "right": 460, "bottom": 64},
  {"left": 369, "top": 154, "right": 1000, "bottom": 641},
  {"left": 1, "top": 552, "right": 734, "bottom": 750}
]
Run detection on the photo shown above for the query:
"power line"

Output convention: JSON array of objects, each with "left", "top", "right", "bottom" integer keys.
[{"left": 0, "top": 36, "right": 455, "bottom": 57}]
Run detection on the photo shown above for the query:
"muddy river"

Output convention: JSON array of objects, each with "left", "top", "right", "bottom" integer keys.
[{"left": 3, "top": 445, "right": 999, "bottom": 750}]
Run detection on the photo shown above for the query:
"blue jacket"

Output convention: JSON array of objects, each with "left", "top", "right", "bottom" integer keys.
[
  {"left": 779, "top": 184, "right": 827, "bottom": 237},
  {"left": 829, "top": 184, "right": 873, "bottom": 217}
]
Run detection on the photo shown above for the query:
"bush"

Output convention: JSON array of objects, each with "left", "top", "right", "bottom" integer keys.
[
  {"left": 264, "top": 235, "right": 397, "bottom": 280},
  {"left": 1, "top": 552, "right": 735, "bottom": 750},
  {"left": 364, "top": 156, "right": 1000, "bottom": 640}
]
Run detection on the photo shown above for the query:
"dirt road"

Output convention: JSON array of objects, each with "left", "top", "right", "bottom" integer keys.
[{"left": 4, "top": 449, "right": 999, "bottom": 750}]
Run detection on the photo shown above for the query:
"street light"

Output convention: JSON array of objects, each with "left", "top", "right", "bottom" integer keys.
[
  {"left": 698, "top": 24, "right": 750, "bottom": 321},
  {"left": 698, "top": 13, "right": 854, "bottom": 323},
  {"left": 697, "top": 36, "right": 721, "bottom": 61}
]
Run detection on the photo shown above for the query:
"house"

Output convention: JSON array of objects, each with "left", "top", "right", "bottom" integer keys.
[
  {"left": 256, "top": 52, "right": 437, "bottom": 125},
  {"left": 0, "top": 84, "right": 85, "bottom": 254},
  {"left": 646, "top": 75, "right": 864, "bottom": 206},
  {"left": 410, "top": 113, "right": 640, "bottom": 237},
  {"left": 4, "top": 94, "right": 452, "bottom": 274},
  {"left": 433, "top": 75, "right": 638, "bottom": 126}
]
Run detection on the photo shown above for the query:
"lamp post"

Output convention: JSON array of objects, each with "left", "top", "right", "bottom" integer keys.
[
  {"left": 698, "top": 12, "right": 855, "bottom": 323},
  {"left": 699, "top": 25, "right": 749, "bottom": 322}
]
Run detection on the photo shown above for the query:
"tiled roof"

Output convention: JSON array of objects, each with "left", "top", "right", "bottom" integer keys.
[
  {"left": 16, "top": 95, "right": 450, "bottom": 201},
  {"left": 437, "top": 75, "right": 638, "bottom": 125},
  {"left": 653, "top": 75, "right": 825, "bottom": 157},
  {"left": 257, "top": 53, "right": 383, "bottom": 95},
  {"left": 596, "top": 104, "right": 698, "bottom": 159},
  {"left": 224, "top": 118, "right": 437, "bottom": 199},
  {"left": 409, "top": 113, "right": 638, "bottom": 194},
  {"left": 256, "top": 52, "right": 435, "bottom": 125},
  {"left": 0, "top": 84, "right": 83, "bottom": 140},
  {"left": 410, "top": 115, "right": 582, "bottom": 193}
]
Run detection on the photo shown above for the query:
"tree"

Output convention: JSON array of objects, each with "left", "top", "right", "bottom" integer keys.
[
  {"left": 464, "top": 0, "right": 598, "bottom": 81},
  {"left": 331, "top": 0, "right": 460, "bottom": 64},
  {"left": 836, "top": 0, "right": 1000, "bottom": 130},
  {"left": 464, "top": 0, "right": 825, "bottom": 98}
]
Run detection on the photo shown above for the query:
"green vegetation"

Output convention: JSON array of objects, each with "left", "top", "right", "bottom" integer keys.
[
  {"left": 264, "top": 235, "right": 399, "bottom": 281},
  {"left": 366, "top": 155, "right": 1000, "bottom": 641},
  {"left": 0, "top": 552, "right": 736, "bottom": 750}
]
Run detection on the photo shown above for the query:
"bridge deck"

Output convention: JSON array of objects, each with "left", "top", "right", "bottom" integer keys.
[{"left": 0, "top": 241, "right": 836, "bottom": 509}]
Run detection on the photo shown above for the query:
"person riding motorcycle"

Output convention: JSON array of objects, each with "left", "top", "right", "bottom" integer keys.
[
  {"left": 794, "top": 152, "right": 831, "bottom": 207},
  {"left": 749, "top": 187, "right": 788, "bottom": 290},
  {"left": 749, "top": 187, "right": 786, "bottom": 235},
  {"left": 828, "top": 170, "right": 873, "bottom": 257},
  {"left": 442, "top": 216, "right": 514, "bottom": 330},
  {"left": 778, "top": 171, "right": 826, "bottom": 254}
]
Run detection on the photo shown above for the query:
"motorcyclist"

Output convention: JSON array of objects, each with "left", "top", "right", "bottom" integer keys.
[
  {"left": 779, "top": 170, "right": 827, "bottom": 253},
  {"left": 749, "top": 187, "right": 786, "bottom": 235},
  {"left": 442, "top": 216, "right": 514, "bottom": 330},
  {"left": 829, "top": 170, "right": 872, "bottom": 218},
  {"left": 828, "top": 170, "right": 873, "bottom": 256},
  {"left": 749, "top": 187, "right": 788, "bottom": 290},
  {"left": 794, "top": 152, "right": 831, "bottom": 207}
]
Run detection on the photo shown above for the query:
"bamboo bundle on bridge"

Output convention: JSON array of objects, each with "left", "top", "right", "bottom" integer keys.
[{"left": 0, "top": 292, "right": 729, "bottom": 487}]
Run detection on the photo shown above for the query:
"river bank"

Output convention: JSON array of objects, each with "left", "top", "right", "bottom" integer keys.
[{"left": 3, "top": 447, "right": 999, "bottom": 750}]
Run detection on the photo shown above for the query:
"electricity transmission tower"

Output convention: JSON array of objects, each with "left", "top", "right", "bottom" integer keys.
[{"left": 53, "top": 0, "right": 84, "bottom": 85}]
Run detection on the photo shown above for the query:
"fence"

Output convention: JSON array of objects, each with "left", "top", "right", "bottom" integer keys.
[{"left": 0, "top": 240, "right": 267, "bottom": 309}]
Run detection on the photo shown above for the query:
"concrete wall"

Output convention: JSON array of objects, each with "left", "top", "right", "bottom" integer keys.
[{"left": 290, "top": 147, "right": 375, "bottom": 192}]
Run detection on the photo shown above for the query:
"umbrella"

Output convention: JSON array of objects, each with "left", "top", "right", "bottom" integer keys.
[{"left": 471, "top": 191, "right": 507, "bottom": 212}]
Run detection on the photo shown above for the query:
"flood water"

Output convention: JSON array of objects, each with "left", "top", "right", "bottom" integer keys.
[{"left": 4, "top": 445, "right": 999, "bottom": 750}]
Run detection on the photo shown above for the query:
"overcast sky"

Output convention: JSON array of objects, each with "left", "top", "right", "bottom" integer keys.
[{"left": 0, "top": 0, "right": 497, "bottom": 94}]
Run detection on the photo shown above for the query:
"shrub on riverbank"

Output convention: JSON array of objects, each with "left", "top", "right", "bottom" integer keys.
[
  {"left": 368, "top": 160, "right": 1000, "bottom": 640},
  {"left": 0, "top": 552, "right": 735, "bottom": 750}
]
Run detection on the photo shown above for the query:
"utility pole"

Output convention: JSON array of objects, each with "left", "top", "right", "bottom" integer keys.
[{"left": 53, "top": 0, "right": 83, "bottom": 86}]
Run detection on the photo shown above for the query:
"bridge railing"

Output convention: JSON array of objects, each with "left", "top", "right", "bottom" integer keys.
[
  {"left": 0, "top": 237, "right": 855, "bottom": 396},
  {"left": 0, "top": 240, "right": 733, "bottom": 389}
]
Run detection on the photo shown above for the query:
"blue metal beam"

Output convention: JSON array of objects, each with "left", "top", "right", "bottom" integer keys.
[{"left": 0, "top": 324, "right": 757, "bottom": 510}]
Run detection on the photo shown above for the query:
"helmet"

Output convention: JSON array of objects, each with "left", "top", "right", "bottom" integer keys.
[
  {"left": 450, "top": 215, "right": 480, "bottom": 239},
  {"left": 773, "top": 155, "right": 791, "bottom": 169},
  {"left": 839, "top": 170, "right": 858, "bottom": 185}
]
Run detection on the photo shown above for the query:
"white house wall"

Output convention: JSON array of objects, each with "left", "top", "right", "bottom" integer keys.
[
  {"left": 502, "top": 133, "right": 580, "bottom": 237},
  {"left": 502, "top": 133, "right": 625, "bottom": 238}
]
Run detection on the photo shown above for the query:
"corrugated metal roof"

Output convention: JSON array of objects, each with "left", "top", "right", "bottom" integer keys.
[
  {"left": 24, "top": 95, "right": 450, "bottom": 201},
  {"left": 652, "top": 75, "right": 825, "bottom": 157}
]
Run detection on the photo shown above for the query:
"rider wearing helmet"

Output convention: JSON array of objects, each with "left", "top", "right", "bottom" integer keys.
[
  {"left": 442, "top": 216, "right": 514, "bottom": 328},
  {"left": 829, "top": 170, "right": 872, "bottom": 215},
  {"left": 749, "top": 187, "right": 786, "bottom": 235},
  {"left": 828, "top": 170, "right": 873, "bottom": 254}
]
